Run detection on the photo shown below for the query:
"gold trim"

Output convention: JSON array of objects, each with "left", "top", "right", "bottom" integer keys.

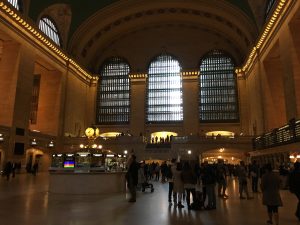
[
  {"left": 129, "top": 74, "right": 148, "bottom": 79},
  {"left": 0, "top": 1, "right": 94, "bottom": 81},
  {"left": 236, "top": 0, "right": 289, "bottom": 74}
]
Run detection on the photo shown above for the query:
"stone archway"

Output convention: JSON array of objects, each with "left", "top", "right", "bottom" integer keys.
[
  {"left": 201, "top": 147, "right": 246, "bottom": 164},
  {"left": 25, "top": 148, "right": 50, "bottom": 173}
]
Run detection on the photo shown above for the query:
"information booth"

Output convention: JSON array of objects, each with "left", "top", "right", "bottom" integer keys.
[{"left": 49, "top": 150, "right": 127, "bottom": 194}]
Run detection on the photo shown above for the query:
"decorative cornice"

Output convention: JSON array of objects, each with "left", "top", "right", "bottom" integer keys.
[
  {"left": 0, "top": 1, "right": 95, "bottom": 82},
  {"left": 129, "top": 73, "right": 148, "bottom": 79},
  {"left": 236, "top": 0, "right": 290, "bottom": 74},
  {"left": 181, "top": 70, "right": 199, "bottom": 80}
]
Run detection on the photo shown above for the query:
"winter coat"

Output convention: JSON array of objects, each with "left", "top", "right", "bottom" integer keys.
[
  {"left": 126, "top": 161, "right": 139, "bottom": 186},
  {"left": 289, "top": 170, "right": 300, "bottom": 194},
  {"left": 172, "top": 169, "right": 184, "bottom": 193},
  {"left": 181, "top": 169, "right": 197, "bottom": 186},
  {"left": 261, "top": 171, "right": 283, "bottom": 206}
]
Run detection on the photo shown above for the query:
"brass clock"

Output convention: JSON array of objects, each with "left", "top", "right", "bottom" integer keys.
[{"left": 85, "top": 127, "right": 95, "bottom": 137}]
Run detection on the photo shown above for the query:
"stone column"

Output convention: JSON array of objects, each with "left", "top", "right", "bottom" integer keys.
[
  {"left": 279, "top": 25, "right": 298, "bottom": 121},
  {"left": 236, "top": 72, "right": 249, "bottom": 135},
  {"left": 182, "top": 71, "right": 199, "bottom": 136},
  {"left": 0, "top": 42, "right": 36, "bottom": 159},
  {"left": 129, "top": 73, "right": 147, "bottom": 136}
]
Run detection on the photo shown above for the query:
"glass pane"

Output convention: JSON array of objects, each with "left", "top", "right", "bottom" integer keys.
[
  {"left": 265, "top": 0, "right": 276, "bottom": 19},
  {"left": 38, "top": 17, "right": 61, "bottom": 46},
  {"left": 199, "top": 50, "right": 239, "bottom": 122},
  {"left": 96, "top": 57, "right": 130, "bottom": 124},
  {"left": 146, "top": 54, "right": 183, "bottom": 123},
  {"left": 8, "top": 0, "right": 20, "bottom": 10}
]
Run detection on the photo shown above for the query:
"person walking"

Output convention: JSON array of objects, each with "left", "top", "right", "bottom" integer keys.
[
  {"left": 167, "top": 158, "right": 176, "bottom": 205},
  {"left": 289, "top": 162, "right": 300, "bottom": 221},
  {"left": 126, "top": 155, "right": 139, "bottom": 202},
  {"left": 138, "top": 161, "right": 147, "bottom": 191},
  {"left": 172, "top": 162, "right": 184, "bottom": 208},
  {"left": 237, "top": 161, "right": 253, "bottom": 199},
  {"left": 261, "top": 163, "right": 282, "bottom": 225},
  {"left": 250, "top": 160, "right": 260, "bottom": 192},
  {"left": 3, "top": 161, "right": 12, "bottom": 181},
  {"left": 216, "top": 159, "right": 228, "bottom": 198}
]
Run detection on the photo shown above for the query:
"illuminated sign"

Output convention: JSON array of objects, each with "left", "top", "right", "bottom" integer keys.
[{"left": 64, "top": 161, "right": 75, "bottom": 168}]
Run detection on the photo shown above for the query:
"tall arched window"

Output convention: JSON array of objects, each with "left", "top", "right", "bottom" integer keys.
[
  {"left": 96, "top": 57, "right": 130, "bottom": 124},
  {"left": 199, "top": 50, "right": 239, "bottom": 122},
  {"left": 146, "top": 54, "right": 183, "bottom": 123},
  {"left": 8, "top": 0, "right": 22, "bottom": 11},
  {"left": 38, "top": 17, "right": 61, "bottom": 46},
  {"left": 265, "top": 0, "right": 276, "bottom": 20}
]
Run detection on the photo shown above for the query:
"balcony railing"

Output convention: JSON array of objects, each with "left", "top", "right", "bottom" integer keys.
[{"left": 253, "top": 119, "right": 300, "bottom": 150}]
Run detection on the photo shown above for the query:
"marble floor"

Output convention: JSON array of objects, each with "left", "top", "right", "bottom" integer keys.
[{"left": 0, "top": 173, "right": 299, "bottom": 225}]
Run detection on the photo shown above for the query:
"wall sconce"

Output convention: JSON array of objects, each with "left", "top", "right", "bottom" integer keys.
[
  {"left": 0, "top": 133, "right": 4, "bottom": 142},
  {"left": 48, "top": 140, "right": 54, "bottom": 148},
  {"left": 30, "top": 138, "right": 37, "bottom": 146}
]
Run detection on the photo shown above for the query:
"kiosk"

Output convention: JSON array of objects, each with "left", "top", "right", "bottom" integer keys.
[{"left": 49, "top": 150, "right": 127, "bottom": 194}]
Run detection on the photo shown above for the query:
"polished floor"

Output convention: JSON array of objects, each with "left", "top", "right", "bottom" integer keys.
[{"left": 0, "top": 173, "right": 299, "bottom": 225}]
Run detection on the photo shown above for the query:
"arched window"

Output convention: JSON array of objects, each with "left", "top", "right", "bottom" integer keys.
[
  {"left": 8, "top": 0, "right": 22, "bottom": 11},
  {"left": 38, "top": 17, "right": 61, "bottom": 46},
  {"left": 96, "top": 57, "right": 130, "bottom": 124},
  {"left": 199, "top": 50, "right": 239, "bottom": 122},
  {"left": 265, "top": 0, "right": 277, "bottom": 19},
  {"left": 146, "top": 54, "right": 183, "bottom": 123}
]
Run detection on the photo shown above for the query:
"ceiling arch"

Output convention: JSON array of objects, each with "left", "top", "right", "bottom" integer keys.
[
  {"left": 29, "top": 0, "right": 257, "bottom": 37},
  {"left": 68, "top": 0, "right": 257, "bottom": 71}
]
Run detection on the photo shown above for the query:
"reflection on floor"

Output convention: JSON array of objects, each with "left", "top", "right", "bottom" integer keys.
[{"left": 0, "top": 173, "right": 299, "bottom": 225}]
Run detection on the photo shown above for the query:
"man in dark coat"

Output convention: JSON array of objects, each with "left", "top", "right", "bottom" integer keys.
[
  {"left": 3, "top": 161, "right": 12, "bottom": 181},
  {"left": 126, "top": 155, "right": 139, "bottom": 202},
  {"left": 289, "top": 162, "right": 300, "bottom": 221}
]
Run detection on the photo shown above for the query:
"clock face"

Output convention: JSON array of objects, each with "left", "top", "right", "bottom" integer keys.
[{"left": 85, "top": 128, "right": 94, "bottom": 137}]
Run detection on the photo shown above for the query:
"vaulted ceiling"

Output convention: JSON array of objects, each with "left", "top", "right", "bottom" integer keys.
[{"left": 27, "top": 0, "right": 267, "bottom": 72}]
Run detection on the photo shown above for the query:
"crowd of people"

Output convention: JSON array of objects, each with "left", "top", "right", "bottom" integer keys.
[
  {"left": 150, "top": 135, "right": 173, "bottom": 144},
  {"left": 125, "top": 155, "right": 300, "bottom": 224}
]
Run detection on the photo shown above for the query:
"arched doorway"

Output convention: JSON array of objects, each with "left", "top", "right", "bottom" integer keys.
[
  {"left": 201, "top": 147, "right": 244, "bottom": 164},
  {"left": 25, "top": 148, "right": 49, "bottom": 173},
  {"left": 150, "top": 131, "right": 177, "bottom": 144}
]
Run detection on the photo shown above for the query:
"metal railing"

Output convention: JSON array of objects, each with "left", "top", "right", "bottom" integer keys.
[{"left": 253, "top": 119, "right": 300, "bottom": 150}]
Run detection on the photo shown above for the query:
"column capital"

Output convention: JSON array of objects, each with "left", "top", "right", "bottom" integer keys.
[
  {"left": 129, "top": 73, "right": 147, "bottom": 82},
  {"left": 181, "top": 70, "right": 199, "bottom": 80},
  {"left": 235, "top": 68, "right": 246, "bottom": 80}
]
